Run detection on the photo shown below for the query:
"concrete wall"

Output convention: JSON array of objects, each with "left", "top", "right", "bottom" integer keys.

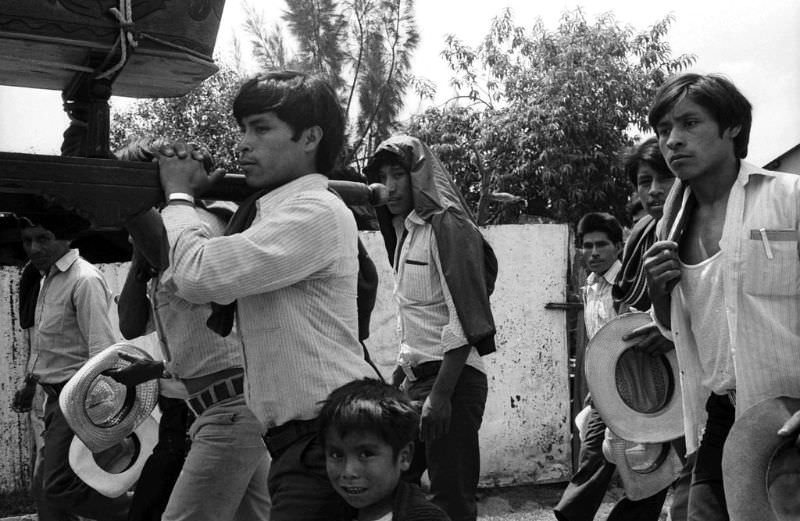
[{"left": 0, "top": 224, "right": 571, "bottom": 492}]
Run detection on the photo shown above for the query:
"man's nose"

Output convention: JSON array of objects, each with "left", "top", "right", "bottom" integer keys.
[{"left": 236, "top": 134, "right": 251, "bottom": 155}]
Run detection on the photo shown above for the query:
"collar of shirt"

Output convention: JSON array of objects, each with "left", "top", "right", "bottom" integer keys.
[
  {"left": 586, "top": 259, "right": 622, "bottom": 287},
  {"left": 255, "top": 173, "right": 328, "bottom": 215},
  {"left": 48, "top": 249, "right": 79, "bottom": 277}
]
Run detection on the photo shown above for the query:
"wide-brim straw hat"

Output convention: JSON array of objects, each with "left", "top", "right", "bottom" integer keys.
[
  {"left": 722, "top": 396, "right": 800, "bottom": 521},
  {"left": 69, "top": 414, "right": 158, "bottom": 498},
  {"left": 602, "top": 428, "right": 683, "bottom": 500},
  {"left": 585, "top": 312, "right": 683, "bottom": 443},
  {"left": 60, "top": 342, "right": 158, "bottom": 452}
]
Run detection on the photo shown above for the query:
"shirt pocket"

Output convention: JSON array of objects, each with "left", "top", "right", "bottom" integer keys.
[
  {"left": 743, "top": 229, "right": 800, "bottom": 296},
  {"left": 400, "top": 259, "right": 437, "bottom": 304}
]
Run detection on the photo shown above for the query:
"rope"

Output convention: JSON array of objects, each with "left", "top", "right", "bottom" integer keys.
[
  {"left": 95, "top": 0, "right": 138, "bottom": 80},
  {"left": 93, "top": 0, "right": 215, "bottom": 83}
]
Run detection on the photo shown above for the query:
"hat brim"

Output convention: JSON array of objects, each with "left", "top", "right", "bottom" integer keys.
[
  {"left": 69, "top": 414, "right": 158, "bottom": 498},
  {"left": 602, "top": 428, "right": 683, "bottom": 500},
  {"left": 585, "top": 312, "right": 684, "bottom": 443},
  {"left": 60, "top": 342, "right": 158, "bottom": 452},
  {"left": 722, "top": 396, "right": 800, "bottom": 521}
]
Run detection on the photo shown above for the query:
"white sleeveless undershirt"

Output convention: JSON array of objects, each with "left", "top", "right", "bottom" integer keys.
[{"left": 678, "top": 250, "right": 736, "bottom": 393}]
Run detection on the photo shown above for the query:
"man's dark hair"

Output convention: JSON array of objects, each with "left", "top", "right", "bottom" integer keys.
[
  {"left": 623, "top": 137, "right": 673, "bottom": 188},
  {"left": 648, "top": 73, "right": 752, "bottom": 159},
  {"left": 576, "top": 212, "right": 623, "bottom": 245},
  {"left": 232, "top": 71, "right": 345, "bottom": 175},
  {"left": 318, "top": 378, "right": 419, "bottom": 457}
]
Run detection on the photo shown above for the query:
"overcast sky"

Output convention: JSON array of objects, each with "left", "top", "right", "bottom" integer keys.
[{"left": 1, "top": 0, "right": 798, "bottom": 166}]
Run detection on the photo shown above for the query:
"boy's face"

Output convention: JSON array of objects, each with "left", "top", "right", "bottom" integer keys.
[
  {"left": 21, "top": 226, "right": 70, "bottom": 272},
  {"left": 635, "top": 164, "right": 676, "bottom": 220},
  {"left": 378, "top": 163, "right": 413, "bottom": 217},
  {"left": 236, "top": 112, "right": 318, "bottom": 189},
  {"left": 654, "top": 97, "right": 740, "bottom": 183},
  {"left": 580, "top": 231, "right": 621, "bottom": 275},
  {"left": 325, "top": 429, "right": 412, "bottom": 519}
]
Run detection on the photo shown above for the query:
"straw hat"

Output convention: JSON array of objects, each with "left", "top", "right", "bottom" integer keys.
[
  {"left": 59, "top": 342, "right": 158, "bottom": 452},
  {"left": 602, "top": 428, "right": 683, "bottom": 500},
  {"left": 585, "top": 312, "right": 683, "bottom": 443},
  {"left": 722, "top": 396, "right": 800, "bottom": 521},
  {"left": 69, "top": 414, "right": 158, "bottom": 498}
]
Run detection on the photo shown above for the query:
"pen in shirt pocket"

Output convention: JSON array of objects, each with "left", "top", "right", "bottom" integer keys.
[{"left": 749, "top": 228, "right": 799, "bottom": 259}]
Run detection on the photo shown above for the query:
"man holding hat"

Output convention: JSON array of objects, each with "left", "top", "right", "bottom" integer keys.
[
  {"left": 644, "top": 73, "right": 800, "bottom": 520},
  {"left": 555, "top": 211, "right": 675, "bottom": 521},
  {"left": 10, "top": 203, "right": 130, "bottom": 521}
]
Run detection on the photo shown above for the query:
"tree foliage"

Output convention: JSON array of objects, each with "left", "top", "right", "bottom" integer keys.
[
  {"left": 110, "top": 65, "right": 243, "bottom": 173},
  {"left": 406, "top": 8, "right": 695, "bottom": 225},
  {"left": 243, "top": 0, "right": 421, "bottom": 167}
]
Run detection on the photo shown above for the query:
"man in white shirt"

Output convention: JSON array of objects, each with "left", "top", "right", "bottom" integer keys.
[
  {"left": 10, "top": 209, "right": 128, "bottom": 521},
  {"left": 557, "top": 212, "right": 667, "bottom": 521},
  {"left": 365, "top": 135, "right": 497, "bottom": 521},
  {"left": 154, "top": 71, "right": 376, "bottom": 520},
  {"left": 644, "top": 72, "right": 800, "bottom": 521}
]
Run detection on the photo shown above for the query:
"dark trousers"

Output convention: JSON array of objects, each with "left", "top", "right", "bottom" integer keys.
[
  {"left": 404, "top": 365, "right": 488, "bottom": 521},
  {"left": 687, "top": 393, "right": 734, "bottom": 521},
  {"left": 128, "top": 396, "right": 194, "bottom": 521},
  {"left": 554, "top": 406, "right": 667, "bottom": 521},
  {"left": 267, "top": 431, "right": 356, "bottom": 521},
  {"left": 32, "top": 393, "right": 131, "bottom": 521}
]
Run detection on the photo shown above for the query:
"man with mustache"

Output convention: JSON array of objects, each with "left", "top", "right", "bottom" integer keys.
[{"left": 644, "top": 73, "right": 800, "bottom": 520}]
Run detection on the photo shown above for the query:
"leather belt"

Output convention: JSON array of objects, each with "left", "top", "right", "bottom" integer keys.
[
  {"left": 186, "top": 374, "right": 244, "bottom": 417},
  {"left": 409, "top": 361, "right": 442, "bottom": 381},
  {"left": 39, "top": 381, "right": 67, "bottom": 399},
  {"left": 263, "top": 418, "right": 318, "bottom": 458}
]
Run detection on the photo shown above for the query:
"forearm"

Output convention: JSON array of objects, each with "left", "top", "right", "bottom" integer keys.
[
  {"left": 431, "top": 344, "right": 471, "bottom": 398},
  {"left": 125, "top": 208, "right": 169, "bottom": 271},
  {"left": 118, "top": 264, "right": 151, "bottom": 339}
]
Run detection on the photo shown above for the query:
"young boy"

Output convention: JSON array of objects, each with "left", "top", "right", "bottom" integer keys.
[{"left": 318, "top": 378, "right": 451, "bottom": 521}]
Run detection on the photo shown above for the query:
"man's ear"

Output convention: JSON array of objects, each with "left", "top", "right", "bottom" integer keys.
[
  {"left": 726, "top": 124, "right": 741, "bottom": 140},
  {"left": 398, "top": 441, "right": 414, "bottom": 471},
  {"left": 301, "top": 125, "right": 323, "bottom": 152}
]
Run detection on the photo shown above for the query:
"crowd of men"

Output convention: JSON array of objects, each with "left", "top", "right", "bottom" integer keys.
[{"left": 5, "top": 69, "right": 800, "bottom": 521}]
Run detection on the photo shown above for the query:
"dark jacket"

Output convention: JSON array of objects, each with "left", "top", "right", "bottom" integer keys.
[
  {"left": 393, "top": 481, "right": 451, "bottom": 521},
  {"left": 365, "top": 135, "right": 498, "bottom": 356}
]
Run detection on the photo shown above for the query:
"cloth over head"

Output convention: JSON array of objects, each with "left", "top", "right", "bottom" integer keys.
[
  {"left": 585, "top": 312, "right": 683, "bottom": 443},
  {"left": 364, "top": 134, "right": 498, "bottom": 356},
  {"left": 722, "top": 396, "right": 800, "bottom": 521}
]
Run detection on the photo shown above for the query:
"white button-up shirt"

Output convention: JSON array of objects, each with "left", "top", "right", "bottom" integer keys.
[
  {"left": 392, "top": 211, "right": 484, "bottom": 373},
  {"left": 162, "top": 174, "right": 376, "bottom": 430},
  {"left": 656, "top": 161, "right": 800, "bottom": 452},
  {"left": 31, "top": 249, "right": 117, "bottom": 383},
  {"left": 582, "top": 260, "right": 622, "bottom": 340}
]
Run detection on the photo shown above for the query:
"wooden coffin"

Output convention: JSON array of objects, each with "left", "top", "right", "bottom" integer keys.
[{"left": 0, "top": 0, "right": 225, "bottom": 98}]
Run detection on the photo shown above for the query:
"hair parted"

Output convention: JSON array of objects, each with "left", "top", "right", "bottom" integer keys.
[
  {"left": 577, "top": 212, "right": 623, "bottom": 245},
  {"left": 318, "top": 378, "right": 419, "bottom": 457},
  {"left": 648, "top": 73, "right": 752, "bottom": 159},
  {"left": 233, "top": 70, "right": 345, "bottom": 175}
]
